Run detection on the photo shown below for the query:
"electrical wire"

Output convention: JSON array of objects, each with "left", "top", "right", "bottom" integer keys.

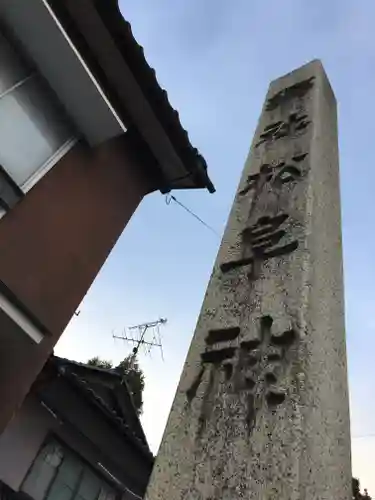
[{"left": 165, "top": 194, "right": 220, "bottom": 238}]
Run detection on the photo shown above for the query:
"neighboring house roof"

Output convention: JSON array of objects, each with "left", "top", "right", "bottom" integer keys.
[
  {"left": 46, "top": 0, "right": 215, "bottom": 194},
  {"left": 37, "top": 356, "right": 153, "bottom": 461}
]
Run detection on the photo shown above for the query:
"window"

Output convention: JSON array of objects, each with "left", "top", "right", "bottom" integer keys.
[
  {"left": 0, "top": 30, "right": 76, "bottom": 197},
  {"left": 21, "top": 440, "right": 117, "bottom": 500}
]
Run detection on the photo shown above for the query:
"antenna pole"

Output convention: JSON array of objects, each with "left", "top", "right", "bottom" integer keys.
[{"left": 112, "top": 318, "right": 167, "bottom": 365}]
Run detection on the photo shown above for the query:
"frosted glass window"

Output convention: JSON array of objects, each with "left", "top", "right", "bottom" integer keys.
[
  {"left": 0, "top": 75, "right": 72, "bottom": 188},
  {"left": 74, "top": 469, "right": 102, "bottom": 500},
  {"left": 22, "top": 441, "right": 64, "bottom": 500},
  {"left": 22, "top": 439, "right": 117, "bottom": 500},
  {"left": 46, "top": 452, "right": 83, "bottom": 500}
]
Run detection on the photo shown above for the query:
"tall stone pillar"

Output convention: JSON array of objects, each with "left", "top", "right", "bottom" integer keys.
[{"left": 146, "top": 60, "right": 351, "bottom": 499}]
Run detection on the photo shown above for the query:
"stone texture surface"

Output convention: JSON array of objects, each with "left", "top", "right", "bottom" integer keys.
[{"left": 145, "top": 60, "right": 352, "bottom": 500}]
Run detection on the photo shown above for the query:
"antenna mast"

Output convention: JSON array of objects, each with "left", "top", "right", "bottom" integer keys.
[{"left": 113, "top": 318, "right": 167, "bottom": 366}]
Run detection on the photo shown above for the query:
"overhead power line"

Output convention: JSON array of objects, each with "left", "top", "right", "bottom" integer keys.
[{"left": 165, "top": 194, "right": 221, "bottom": 238}]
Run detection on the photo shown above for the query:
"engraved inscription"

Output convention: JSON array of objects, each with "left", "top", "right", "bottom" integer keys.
[
  {"left": 186, "top": 317, "right": 297, "bottom": 436},
  {"left": 235, "top": 315, "right": 296, "bottom": 412},
  {"left": 220, "top": 214, "right": 298, "bottom": 276},
  {"left": 206, "top": 326, "right": 241, "bottom": 345},
  {"left": 243, "top": 214, "right": 298, "bottom": 258},
  {"left": 221, "top": 152, "right": 307, "bottom": 278},
  {"left": 186, "top": 326, "right": 240, "bottom": 436},
  {"left": 186, "top": 326, "right": 240, "bottom": 403},
  {"left": 266, "top": 76, "right": 315, "bottom": 111},
  {"left": 256, "top": 112, "right": 311, "bottom": 148},
  {"left": 239, "top": 153, "right": 307, "bottom": 197}
]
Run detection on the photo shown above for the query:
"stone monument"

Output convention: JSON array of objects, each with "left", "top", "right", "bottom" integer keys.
[{"left": 146, "top": 60, "right": 352, "bottom": 499}]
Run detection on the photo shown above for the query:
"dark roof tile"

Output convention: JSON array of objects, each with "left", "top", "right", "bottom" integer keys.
[
  {"left": 52, "top": 356, "right": 153, "bottom": 459},
  {"left": 80, "top": 0, "right": 215, "bottom": 193}
]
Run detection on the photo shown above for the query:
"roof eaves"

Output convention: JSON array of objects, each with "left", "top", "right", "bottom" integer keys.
[
  {"left": 52, "top": 357, "right": 149, "bottom": 448},
  {"left": 47, "top": 0, "right": 215, "bottom": 194},
  {"left": 69, "top": 372, "right": 153, "bottom": 458},
  {"left": 94, "top": 1, "right": 215, "bottom": 193},
  {"left": 52, "top": 361, "right": 153, "bottom": 460},
  {"left": 53, "top": 356, "right": 122, "bottom": 378}
]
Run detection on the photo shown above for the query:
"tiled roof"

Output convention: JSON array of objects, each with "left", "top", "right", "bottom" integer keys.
[
  {"left": 94, "top": 0, "right": 215, "bottom": 193},
  {"left": 52, "top": 356, "right": 153, "bottom": 461},
  {"left": 52, "top": 356, "right": 122, "bottom": 378},
  {"left": 48, "top": 0, "right": 214, "bottom": 193}
]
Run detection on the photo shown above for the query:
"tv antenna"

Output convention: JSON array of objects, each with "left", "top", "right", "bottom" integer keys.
[{"left": 112, "top": 318, "right": 167, "bottom": 366}]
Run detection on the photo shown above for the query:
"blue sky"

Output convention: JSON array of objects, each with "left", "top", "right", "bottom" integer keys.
[{"left": 56, "top": 0, "right": 375, "bottom": 493}]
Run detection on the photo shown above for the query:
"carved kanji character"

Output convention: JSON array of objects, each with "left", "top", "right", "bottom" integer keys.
[
  {"left": 266, "top": 76, "right": 315, "bottom": 111},
  {"left": 239, "top": 164, "right": 273, "bottom": 196},
  {"left": 239, "top": 153, "right": 308, "bottom": 197},
  {"left": 256, "top": 112, "right": 310, "bottom": 148},
  {"left": 242, "top": 214, "right": 298, "bottom": 258},
  {"left": 235, "top": 316, "right": 296, "bottom": 407},
  {"left": 186, "top": 326, "right": 240, "bottom": 402},
  {"left": 220, "top": 214, "right": 298, "bottom": 275},
  {"left": 186, "top": 316, "right": 297, "bottom": 438}
]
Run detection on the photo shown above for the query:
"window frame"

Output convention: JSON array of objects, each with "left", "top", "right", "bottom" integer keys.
[
  {"left": 21, "top": 434, "right": 122, "bottom": 500},
  {"left": 0, "top": 26, "right": 78, "bottom": 211},
  {"left": 19, "top": 136, "right": 78, "bottom": 194}
]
